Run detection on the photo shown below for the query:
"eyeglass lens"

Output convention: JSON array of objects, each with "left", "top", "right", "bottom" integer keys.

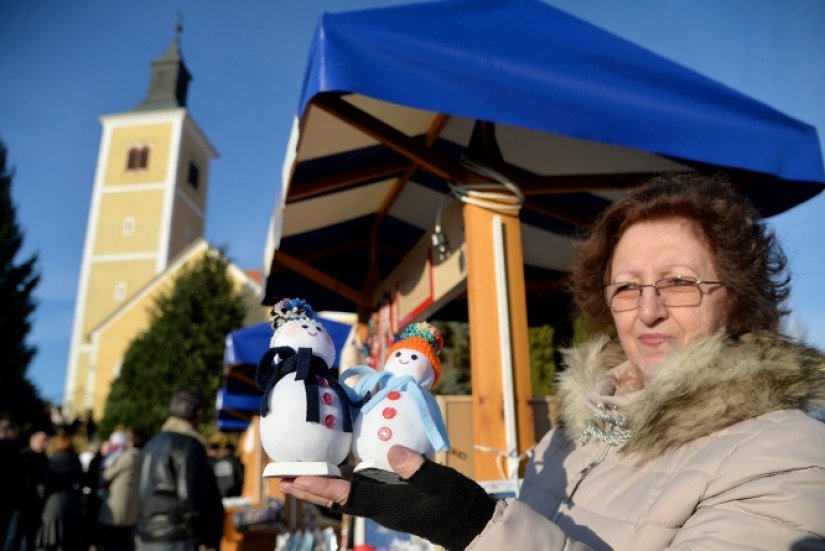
[{"left": 608, "top": 279, "right": 703, "bottom": 311}]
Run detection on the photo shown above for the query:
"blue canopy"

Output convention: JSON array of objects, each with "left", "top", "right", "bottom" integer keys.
[
  {"left": 265, "top": 0, "right": 824, "bottom": 316},
  {"left": 301, "top": 0, "right": 824, "bottom": 186}
]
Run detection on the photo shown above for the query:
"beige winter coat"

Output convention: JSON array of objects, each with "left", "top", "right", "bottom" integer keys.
[
  {"left": 468, "top": 332, "right": 825, "bottom": 550},
  {"left": 98, "top": 447, "right": 140, "bottom": 526}
]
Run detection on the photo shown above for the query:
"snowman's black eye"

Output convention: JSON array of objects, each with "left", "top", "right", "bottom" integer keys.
[
  {"left": 411, "top": 354, "right": 418, "bottom": 361},
  {"left": 301, "top": 324, "right": 309, "bottom": 329},
  {"left": 395, "top": 351, "right": 401, "bottom": 357},
  {"left": 315, "top": 325, "right": 324, "bottom": 332}
]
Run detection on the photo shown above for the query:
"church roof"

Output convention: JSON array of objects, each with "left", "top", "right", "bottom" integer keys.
[{"left": 132, "top": 23, "right": 192, "bottom": 112}]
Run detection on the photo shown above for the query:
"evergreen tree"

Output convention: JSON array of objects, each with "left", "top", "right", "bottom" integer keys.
[
  {"left": 429, "top": 318, "right": 581, "bottom": 397},
  {"left": 99, "top": 250, "right": 246, "bottom": 436},
  {"left": 0, "top": 140, "right": 49, "bottom": 429},
  {"left": 529, "top": 324, "right": 557, "bottom": 395},
  {"left": 432, "top": 320, "right": 471, "bottom": 395}
]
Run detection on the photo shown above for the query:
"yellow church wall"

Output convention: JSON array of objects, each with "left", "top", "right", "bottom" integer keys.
[
  {"left": 177, "top": 131, "right": 210, "bottom": 210},
  {"left": 93, "top": 190, "right": 165, "bottom": 255},
  {"left": 90, "top": 281, "right": 174, "bottom": 418},
  {"left": 88, "top": 246, "right": 266, "bottom": 419},
  {"left": 105, "top": 124, "right": 173, "bottom": 185},
  {"left": 81, "top": 258, "right": 158, "bottom": 335},
  {"left": 234, "top": 280, "right": 270, "bottom": 327},
  {"left": 168, "top": 197, "right": 204, "bottom": 263},
  {"left": 71, "top": 351, "right": 94, "bottom": 417}
]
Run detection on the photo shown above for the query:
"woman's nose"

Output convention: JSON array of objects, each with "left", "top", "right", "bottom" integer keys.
[{"left": 637, "top": 286, "right": 668, "bottom": 324}]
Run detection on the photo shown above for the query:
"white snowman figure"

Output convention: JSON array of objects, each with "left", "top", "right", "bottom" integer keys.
[
  {"left": 342, "top": 322, "right": 450, "bottom": 480},
  {"left": 255, "top": 298, "right": 354, "bottom": 477}
]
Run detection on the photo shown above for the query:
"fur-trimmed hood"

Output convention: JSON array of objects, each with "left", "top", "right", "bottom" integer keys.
[{"left": 557, "top": 331, "right": 825, "bottom": 460}]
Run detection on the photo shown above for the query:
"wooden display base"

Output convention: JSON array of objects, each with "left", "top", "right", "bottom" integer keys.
[
  {"left": 353, "top": 460, "right": 405, "bottom": 484},
  {"left": 262, "top": 461, "right": 342, "bottom": 478}
]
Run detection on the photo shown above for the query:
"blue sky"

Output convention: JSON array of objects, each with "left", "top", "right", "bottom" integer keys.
[{"left": 2, "top": 1, "right": 824, "bottom": 407}]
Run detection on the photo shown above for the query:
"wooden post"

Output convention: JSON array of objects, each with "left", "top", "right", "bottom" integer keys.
[{"left": 463, "top": 202, "right": 535, "bottom": 481}]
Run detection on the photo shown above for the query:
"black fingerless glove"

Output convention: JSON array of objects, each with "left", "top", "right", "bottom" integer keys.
[{"left": 340, "top": 459, "right": 498, "bottom": 550}]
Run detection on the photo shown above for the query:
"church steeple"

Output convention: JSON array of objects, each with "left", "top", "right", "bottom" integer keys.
[
  {"left": 64, "top": 17, "right": 217, "bottom": 419},
  {"left": 133, "top": 22, "right": 192, "bottom": 111}
]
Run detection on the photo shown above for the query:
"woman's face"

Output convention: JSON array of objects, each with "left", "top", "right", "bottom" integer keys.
[{"left": 610, "top": 218, "right": 728, "bottom": 379}]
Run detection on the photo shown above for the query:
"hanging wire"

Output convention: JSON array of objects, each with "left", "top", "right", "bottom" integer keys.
[{"left": 449, "top": 156, "right": 525, "bottom": 212}]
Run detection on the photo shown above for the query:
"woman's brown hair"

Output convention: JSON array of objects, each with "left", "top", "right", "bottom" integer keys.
[{"left": 570, "top": 172, "right": 789, "bottom": 335}]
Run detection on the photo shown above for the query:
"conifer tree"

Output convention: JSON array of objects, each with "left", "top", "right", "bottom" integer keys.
[
  {"left": 430, "top": 320, "right": 566, "bottom": 396},
  {"left": 529, "top": 324, "right": 557, "bottom": 395},
  {"left": 0, "top": 140, "right": 48, "bottom": 428},
  {"left": 99, "top": 250, "right": 246, "bottom": 436},
  {"left": 432, "top": 320, "right": 472, "bottom": 395}
]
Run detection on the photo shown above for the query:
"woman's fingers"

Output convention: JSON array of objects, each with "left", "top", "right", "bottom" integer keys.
[
  {"left": 279, "top": 475, "right": 352, "bottom": 507},
  {"left": 387, "top": 445, "right": 425, "bottom": 480}
]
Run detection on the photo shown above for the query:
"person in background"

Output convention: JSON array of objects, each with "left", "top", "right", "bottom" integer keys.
[
  {"left": 97, "top": 430, "right": 142, "bottom": 551},
  {"left": 279, "top": 173, "right": 825, "bottom": 550},
  {"left": 206, "top": 442, "right": 220, "bottom": 468},
  {"left": 0, "top": 420, "right": 23, "bottom": 549},
  {"left": 79, "top": 438, "right": 106, "bottom": 551},
  {"left": 213, "top": 442, "right": 245, "bottom": 499},
  {"left": 137, "top": 389, "right": 223, "bottom": 551},
  {"left": 37, "top": 433, "right": 84, "bottom": 551},
  {"left": 8, "top": 429, "right": 49, "bottom": 551}
]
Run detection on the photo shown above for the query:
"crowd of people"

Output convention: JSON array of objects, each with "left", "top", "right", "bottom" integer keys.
[{"left": 0, "top": 389, "right": 245, "bottom": 551}]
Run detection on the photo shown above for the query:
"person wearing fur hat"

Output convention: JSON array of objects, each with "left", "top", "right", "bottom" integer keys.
[{"left": 279, "top": 173, "right": 825, "bottom": 550}]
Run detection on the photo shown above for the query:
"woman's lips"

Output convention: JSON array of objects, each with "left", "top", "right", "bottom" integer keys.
[{"left": 638, "top": 333, "right": 668, "bottom": 346}]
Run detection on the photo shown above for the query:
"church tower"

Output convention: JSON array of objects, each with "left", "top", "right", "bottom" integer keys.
[{"left": 63, "top": 26, "right": 217, "bottom": 418}]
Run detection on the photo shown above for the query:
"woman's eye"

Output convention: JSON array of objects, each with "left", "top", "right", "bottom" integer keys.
[
  {"left": 665, "top": 277, "right": 695, "bottom": 287},
  {"left": 615, "top": 283, "right": 639, "bottom": 293}
]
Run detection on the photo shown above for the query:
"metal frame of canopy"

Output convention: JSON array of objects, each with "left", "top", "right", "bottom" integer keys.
[{"left": 263, "top": 0, "right": 825, "bottom": 479}]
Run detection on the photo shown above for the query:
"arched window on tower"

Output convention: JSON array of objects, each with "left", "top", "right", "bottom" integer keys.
[
  {"left": 126, "top": 146, "right": 150, "bottom": 170},
  {"left": 187, "top": 161, "right": 200, "bottom": 189}
]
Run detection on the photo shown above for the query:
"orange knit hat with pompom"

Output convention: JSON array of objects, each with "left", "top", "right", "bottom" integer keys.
[{"left": 385, "top": 322, "right": 443, "bottom": 385}]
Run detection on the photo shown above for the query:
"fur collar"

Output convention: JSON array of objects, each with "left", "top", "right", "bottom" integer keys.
[
  {"left": 557, "top": 332, "right": 825, "bottom": 460},
  {"left": 161, "top": 416, "right": 206, "bottom": 445}
]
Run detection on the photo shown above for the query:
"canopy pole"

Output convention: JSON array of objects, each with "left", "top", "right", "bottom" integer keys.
[
  {"left": 492, "top": 215, "right": 520, "bottom": 485},
  {"left": 464, "top": 202, "right": 535, "bottom": 481}
]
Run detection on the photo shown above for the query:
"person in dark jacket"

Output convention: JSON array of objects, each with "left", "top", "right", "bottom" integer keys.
[
  {"left": 212, "top": 442, "right": 245, "bottom": 498},
  {"left": 8, "top": 429, "right": 49, "bottom": 551},
  {"left": 37, "top": 434, "right": 84, "bottom": 551},
  {"left": 137, "top": 389, "right": 223, "bottom": 551},
  {"left": 0, "top": 420, "right": 23, "bottom": 548}
]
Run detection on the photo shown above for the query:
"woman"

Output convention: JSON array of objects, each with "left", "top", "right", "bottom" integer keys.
[
  {"left": 37, "top": 434, "right": 84, "bottom": 551},
  {"left": 97, "top": 431, "right": 141, "bottom": 551},
  {"left": 279, "top": 173, "right": 825, "bottom": 550}
]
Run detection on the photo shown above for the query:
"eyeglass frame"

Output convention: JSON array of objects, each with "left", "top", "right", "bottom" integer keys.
[{"left": 604, "top": 276, "right": 724, "bottom": 312}]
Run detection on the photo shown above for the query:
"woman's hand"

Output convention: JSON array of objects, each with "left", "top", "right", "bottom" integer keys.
[
  {"left": 280, "top": 445, "right": 497, "bottom": 551},
  {"left": 277, "top": 445, "right": 424, "bottom": 508}
]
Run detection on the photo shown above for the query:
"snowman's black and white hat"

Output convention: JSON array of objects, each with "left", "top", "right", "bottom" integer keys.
[{"left": 269, "top": 297, "right": 317, "bottom": 331}]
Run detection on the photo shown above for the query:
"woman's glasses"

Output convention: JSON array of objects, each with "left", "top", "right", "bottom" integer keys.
[{"left": 605, "top": 276, "right": 724, "bottom": 312}]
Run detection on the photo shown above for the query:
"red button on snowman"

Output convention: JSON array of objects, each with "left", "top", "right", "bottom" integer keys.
[
  {"left": 255, "top": 298, "right": 354, "bottom": 478},
  {"left": 342, "top": 322, "right": 450, "bottom": 480}
]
